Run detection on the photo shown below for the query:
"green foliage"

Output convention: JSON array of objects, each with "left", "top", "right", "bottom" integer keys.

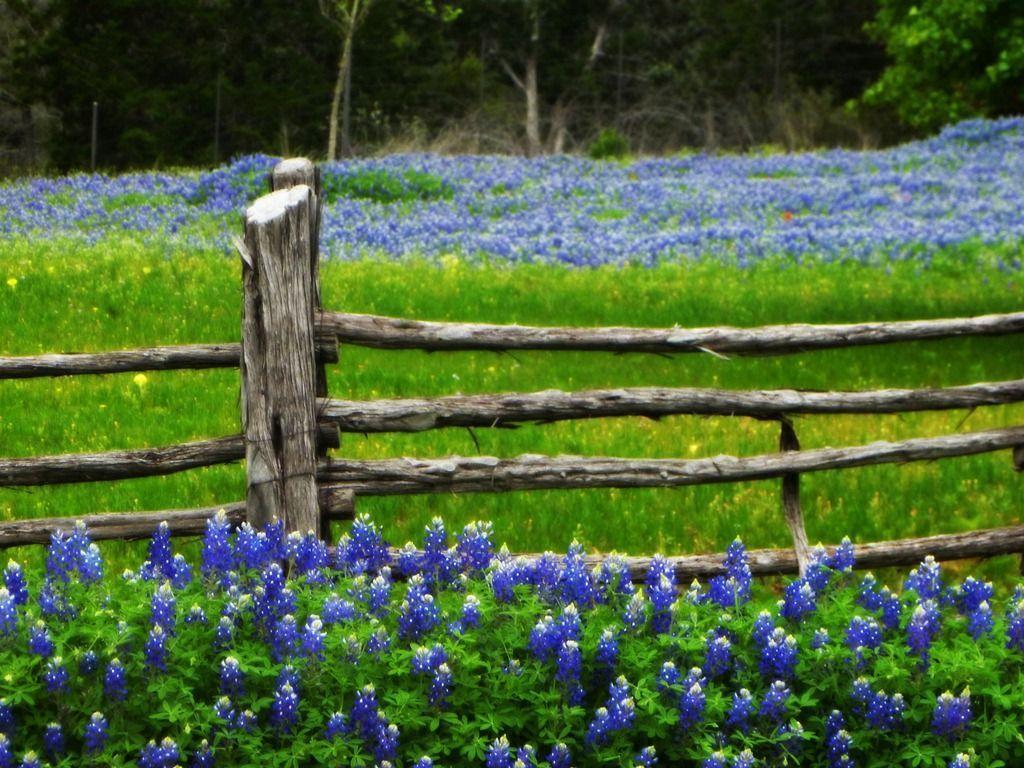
[
  {"left": 859, "top": 0, "right": 1024, "bottom": 131},
  {"left": 322, "top": 168, "right": 454, "bottom": 203},
  {"left": 587, "top": 129, "right": 630, "bottom": 161}
]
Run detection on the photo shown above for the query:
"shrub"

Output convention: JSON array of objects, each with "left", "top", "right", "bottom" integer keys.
[
  {"left": 587, "top": 129, "right": 630, "bottom": 161},
  {"left": 0, "top": 516, "right": 1021, "bottom": 767},
  {"left": 322, "top": 168, "right": 454, "bottom": 205}
]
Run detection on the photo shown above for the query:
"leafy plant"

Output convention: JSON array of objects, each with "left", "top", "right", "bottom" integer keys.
[{"left": 587, "top": 129, "right": 630, "bottom": 161}]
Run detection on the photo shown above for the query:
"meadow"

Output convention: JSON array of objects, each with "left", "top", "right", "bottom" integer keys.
[{"left": 0, "top": 117, "right": 1022, "bottom": 578}]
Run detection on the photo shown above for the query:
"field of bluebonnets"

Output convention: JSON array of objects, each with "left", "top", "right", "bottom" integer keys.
[{"left": 0, "top": 118, "right": 1023, "bottom": 767}]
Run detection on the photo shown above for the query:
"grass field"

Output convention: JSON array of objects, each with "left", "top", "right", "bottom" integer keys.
[{"left": 2, "top": 237, "right": 1022, "bottom": 579}]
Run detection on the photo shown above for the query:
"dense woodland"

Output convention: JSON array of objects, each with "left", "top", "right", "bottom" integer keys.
[{"left": 0, "top": 0, "right": 1021, "bottom": 172}]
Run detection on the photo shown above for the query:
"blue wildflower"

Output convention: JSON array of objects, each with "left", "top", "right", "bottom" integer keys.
[
  {"left": 42, "top": 723, "right": 63, "bottom": 759},
  {"left": 325, "top": 711, "right": 348, "bottom": 739},
  {"left": 138, "top": 737, "right": 180, "bottom": 768},
  {"left": 759, "top": 680, "right": 790, "bottom": 723},
  {"left": 150, "top": 582, "right": 176, "bottom": 633},
  {"left": 726, "top": 689, "right": 754, "bottom": 733},
  {"left": 3, "top": 562, "right": 27, "bottom": 606},
  {"left": 932, "top": 688, "right": 972, "bottom": 742},
  {"left": 759, "top": 628, "right": 798, "bottom": 680},
  {"left": 43, "top": 656, "right": 69, "bottom": 693},
  {"left": 83, "top": 712, "right": 108, "bottom": 754},
  {"left": 703, "top": 633, "right": 733, "bottom": 678},
  {"left": 104, "top": 659, "right": 127, "bottom": 700},
  {"left": 0, "top": 591, "right": 16, "bottom": 637},
  {"left": 270, "top": 682, "right": 299, "bottom": 733},
  {"left": 28, "top": 621, "right": 54, "bottom": 658}
]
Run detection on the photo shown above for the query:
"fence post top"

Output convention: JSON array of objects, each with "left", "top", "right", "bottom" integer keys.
[
  {"left": 274, "top": 157, "right": 314, "bottom": 174},
  {"left": 246, "top": 185, "right": 312, "bottom": 226}
]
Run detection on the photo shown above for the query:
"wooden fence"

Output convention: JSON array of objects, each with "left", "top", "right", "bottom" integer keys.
[{"left": 1, "top": 156, "right": 1023, "bottom": 579}]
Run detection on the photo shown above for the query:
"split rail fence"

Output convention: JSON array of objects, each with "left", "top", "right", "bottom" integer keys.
[{"left": 2, "top": 157, "right": 1023, "bottom": 579}]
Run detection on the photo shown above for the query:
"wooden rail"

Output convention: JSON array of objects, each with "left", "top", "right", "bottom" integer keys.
[
  {"left": 319, "top": 309, "right": 1024, "bottom": 355},
  {"left": 0, "top": 490, "right": 356, "bottom": 548},
  {"left": 318, "top": 424, "right": 1024, "bottom": 496},
  {"left": 0, "top": 342, "right": 338, "bottom": 380},
  {"left": 318, "top": 379, "right": 1024, "bottom": 432}
]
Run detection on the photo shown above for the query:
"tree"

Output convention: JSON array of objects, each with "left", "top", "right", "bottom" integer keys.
[
  {"left": 860, "top": 0, "right": 1024, "bottom": 131},
  {"left": 320, "top": 0, "right": 376, "bottom": 160}
]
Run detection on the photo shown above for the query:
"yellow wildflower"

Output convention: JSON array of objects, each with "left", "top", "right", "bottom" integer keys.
[
  {"left": 133, "top": 373, "right": 148, "bottom": 388},
  {"left": 5, "top": 278, "right": 16, "bottom": 288}
]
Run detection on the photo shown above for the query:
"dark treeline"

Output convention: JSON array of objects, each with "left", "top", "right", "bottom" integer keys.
[{"left": 0, "top": 0, "right": 1016, "bottom": 172}]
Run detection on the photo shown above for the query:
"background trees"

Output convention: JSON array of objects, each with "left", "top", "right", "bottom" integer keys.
[{"left": 0, "top": 0, "right": 1017, "bottom": 173}]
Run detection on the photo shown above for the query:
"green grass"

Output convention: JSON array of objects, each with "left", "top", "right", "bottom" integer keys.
[{"left": 1, "top": 237, "right": 1023, "bottom": 580}]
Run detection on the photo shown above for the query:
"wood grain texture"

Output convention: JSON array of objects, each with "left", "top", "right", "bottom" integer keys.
[
  {"left": 318, "top": 379, "right": 1024, "bottom": 432},
  {"left": 318, "top": 424, "right": 1024, "bottom": 495},
  {"left": 0, "top": 436, "right": 244, "bottom": 486},
  {"left": 0, "top": 344, "right": 240, "bottom": 379},
  {"left": 242, "top": 186, "right": 321, "bottom": 536},
  {"left": 318, "top": 309, "right": 1024, "bottom": 355},
  {"left": 779, "top": 419, "right": 810, "bottom": 575}
]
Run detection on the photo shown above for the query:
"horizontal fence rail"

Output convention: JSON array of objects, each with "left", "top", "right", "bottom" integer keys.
[
  {"left": 319, "top": 309, "right": 1024, "bottom": 356},
  {"left": 0, "top": 490, "right": 356, "bottom": 548},
  {"left": 0, "top": 340, "right": 338, "bottom": 380},
  {"left": 319, "top": 379, "right": 1024, "bottom": 432},
  {"left": 366, "top": 524, "right": 1024, "bottom": 582},
  {"left": 318, "top": 424, "right": 1024, "bottom": 496},
  {"left": 0, "top": 436, "right": 244, "bottom": 486}
]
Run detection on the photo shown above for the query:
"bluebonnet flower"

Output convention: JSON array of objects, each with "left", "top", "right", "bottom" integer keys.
[
  {"left": 272, "top": 615, "right": 298, "bottom": 662},
  {"left": 270, "top": 682, "right": 299, "bottom": 733},
  {"left": 846, "top": 615, "right": 882, "bottom": 667},
  {"left": 657, "top": 661, "right": 680, "bottom": 692},
  {"left": 398, "top": 575, "right": 440, "bottom": 640},
  {"left": 412, "top": 758, "right": 434, "bottom": 768},
  {"left": 0, "top": 590, "right": 16, "bottom": 637},
  {"left": 3, "top": 562, "right": 27, "bottom": 606},
  {"left": 301, "top": 615, "right": 326, "bottom": 660},
  {"left": 702, "top": 753, "right": 727, "bottom": 768},
  {"left": 703, "top": 633, "right": 733, "bottom": 678},
  {"left": 546, "top": 743, "right": 572, "bottom": 768},
  {"left": 191, "top": 740, "right": 215, "bottom": 768},
  {"left": 144, "top": 625, "right": 168, "bottom": 672},
  {"left": 185, "top": 604, "right": 207, "bottom": 625},
  {"left": 705, "top": 538, "right": 752, "bottom": 608},
  {"left": 220, "top": 656, "right": 244, "bottom": 696},
  {"left": 558, "top": 542, "right": 597, "bottom": 607},
  {"left": 351, "top": 684, "right": 380, "bottom": 737},
  {"left": 646, "top": 556, "right": 676, "bottom": 633},
  {"left": 214, "top": 616, "right": 234, "bottom": 650},
  {"left": 368, "top": 571, "right": 392, "bottom": 616},
  {"left": 79, "top": 650, "right": 98, "bottom": 675},
  {"left": 0, "top": 735, "right": 9, "bottom": 768},
  {"left": 461, "top": 594, "right": 481, "bottom": 629},
  {"left": 336, "top": 513, "right": 391, "bottom": 574},
  {"left": 829, "top": 537, "right": 856, "bottom": 571},
  {"left": 904, "top": 556, "right": 944, "bottom": 601},
  {"left": 235, "top": 709, "right": 257, "bottom": 732},
  {"left": 955, "top": 577, "right": 993, "bottom": 614},
  {"left": 213, "top": 696, "right": 235, "bottom": 724},
  {"left": 486, "top": 736, "right": 512, "bottom": 768},
  {"left": 43, "top": 656, "right": 69, "bottom": 693},
  {"left": 732, "top": 751, "right": 755, "bottom": 768},
  {"left": 367, "top": 627, "right": 391, "bottom": 656},
  {"left": 142, "top": 522, "right": 175, "bottom": 581},
  {"left": 948, "top": 754, "right": 971, "bottom": 768},
  {"left": 104, "top": 659, "right": 127, "bottom": 700},
  {"left": 294, "top": 530, "right": 329, "bottom": 581},
  {"left": 429, "top": 663, "right": 453, "bottom": 708},
  {"left": 201, "top": 510, "right": 233, "bottom": 580},
  {"left": 323, "top": 593, "right": 356, "bottom": 624},
  {"left": 752, "top": 611, "right": 775, "bottom": 647},
  {"left": 596, "top": 627, "right": 619, "bottom": 670},
  {"left": 0, "top": 699, "right": 12, "bottom": 735},
  {"left": 967, "top": 601, "right": 993, "bottom": 639},
  {"left": 622, "top": 591, "right": 647, "bottom": 631},
  {"left": 726, "top": 689, "right": 754, "bottom": 733},
  {"left": 83, "top": 712, "right": 108, "bottom": 754},
  {"left": 1007, "top": 596, "right": 1024, "bottom": 652},
  {"left": 150, "top": 582, "right": 176, "bottom": 633},
  {"left": 634, "top": 746, "right": 658, "bottom": 767},
  {"left": 325, "top": 711, "right": 348, "bottom": 739},
  {"left": 678, "top": 678, "right": 706, "bottom": 731},
  {"left": 44, "top": 530, "right": 76, "bottom": 583},
  {"left": 759, "top": 680, "right": 790, "bottom": 722},
  {"left": 586, "top": 677, "right": 634, "bottom": 746},
  {"left": 812, "top": 628, "right": 830, "bottom": 650},
  {"left": 759, "top": 628, "right": 798, "bottom": 680},
  {"left": 932, "top": 688, "right": 972, "bottom": 742},
  {"left": 28, "top": 621, "right": 54, "bottom": 658},
  {"left": 42, "top": 723, "right": 64, "bottom": 759},
  {"left": 852, "top": 678, "right": 905, "bottom": 731},
  {"left": 555, "top": 640, "right": 584, "bottom": 705},
  {"left": 780, "top": 579, "right": 817, "bottom": 623},
  {"left": 18, "top": 752, "right": 40, "bottom": 768},
  {"left": 138, "top": 737, "right": 180, "bottom": 768},
  {"left": 419, "top": 517, "right": 459, "bottom": 587},
  {"left": 907, "top": 599, "right": 942, "bottom": 667},
  {"left": 516, "top": 745, "right": 537, "bottom": 765},
  {"left": 596, "top": 555, "right": 635, "bottom": 601},
  {"left": 169, "top": 554, "right": 191, "bottom": 588}
]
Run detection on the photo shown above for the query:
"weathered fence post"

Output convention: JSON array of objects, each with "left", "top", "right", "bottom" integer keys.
[
  {"left": 240, "top": 184, "right": 321, "bottom": 537},
  {"left": 268, "top": 158, "right": 342, "bottom": 539},
  {"left": 779, "top": 418, "right": 811, "bottom": 575}
]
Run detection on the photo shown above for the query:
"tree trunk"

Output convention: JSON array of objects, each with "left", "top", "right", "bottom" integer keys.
[
  {"left": 524, "top": 51, "right": 540, "bottom": 156},
  {"left": 341, "top": 35, "right": 354, "bottom": 158},
  {"left": 327, "top": 28, "right": 354, "bottom": 162}
]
